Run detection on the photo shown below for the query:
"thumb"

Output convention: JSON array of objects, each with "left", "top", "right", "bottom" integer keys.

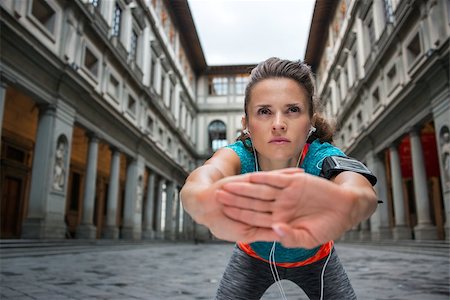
[{"left": 272, "top": 223, "right": 318, "bottom": 249}]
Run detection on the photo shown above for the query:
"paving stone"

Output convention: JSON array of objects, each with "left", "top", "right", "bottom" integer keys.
[{"left": 0, "top": 242, "right": 448, "bottom": 299}]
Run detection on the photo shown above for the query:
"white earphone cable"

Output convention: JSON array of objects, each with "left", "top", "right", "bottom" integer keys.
[{"left": 247, "top": 125, "right": 328, "bottom": 300}]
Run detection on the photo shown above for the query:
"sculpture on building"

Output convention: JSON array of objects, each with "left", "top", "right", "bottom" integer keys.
[
  {"left": 440, "top": 125, "right": 450, "bottom": 187},
  {"left": 52, "top": 136, "right": 67, "bottom": 191}
]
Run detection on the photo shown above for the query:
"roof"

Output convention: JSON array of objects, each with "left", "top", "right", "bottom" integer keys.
[
  {"left": 304, "top": 0, "right": 338, "bottom": 71},
  {"left": 206, "top": 64, "right": 257, "bottom": 75},
  {"left": 167, "top": 0, "right": 207, "bottom": 74}
]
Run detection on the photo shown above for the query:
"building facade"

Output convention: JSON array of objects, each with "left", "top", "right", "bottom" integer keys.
[
  {"left": 305, "top": 0, "right": 450, "bottom": 240},
  {"left": 0, "top": 0, "right": 211, "bottom": 240}
]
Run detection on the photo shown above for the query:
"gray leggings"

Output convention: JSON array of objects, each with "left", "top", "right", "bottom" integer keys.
[{"left": 216, "top": 245, "right": 356, "bottom": 300}]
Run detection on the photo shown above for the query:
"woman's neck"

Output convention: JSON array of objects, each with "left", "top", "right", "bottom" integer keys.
[{"left": 257, "top": 155, "right": 300, "bottom": 171}]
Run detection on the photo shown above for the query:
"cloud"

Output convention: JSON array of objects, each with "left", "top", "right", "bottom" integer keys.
[{"left": 188, "top": 0, "right": 316, "bottom": 65}]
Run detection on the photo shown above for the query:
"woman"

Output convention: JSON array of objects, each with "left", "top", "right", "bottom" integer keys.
[{"left": 180, "top": 58, "right": 378, "bottom": 299}]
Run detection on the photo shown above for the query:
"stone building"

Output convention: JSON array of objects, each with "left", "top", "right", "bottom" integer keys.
[
  {"left": 0, "top": 0, "right": 256, "bottom": 241},
  {"left": 0, "top": 0, "right": 210, "bottom": 240},
  {"left": 305, "top": 0, "right": 450, "bottom": 240}
]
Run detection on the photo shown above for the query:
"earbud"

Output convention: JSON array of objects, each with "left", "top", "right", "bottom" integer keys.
[
  {"left": 307, "top": 126, "right": 316, "bottom": 138},
  {"left": 243, "top": 128, "right": 250, "bottom": 135}
]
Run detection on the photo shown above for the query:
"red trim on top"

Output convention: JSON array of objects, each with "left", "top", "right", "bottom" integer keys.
[{"left": 237, "top": 241, "right": 334, "bottom": 268}]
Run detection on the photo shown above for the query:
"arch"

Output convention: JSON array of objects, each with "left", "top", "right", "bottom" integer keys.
[{"left": 208, "top": 120, "right": 227, "bottom": 151}]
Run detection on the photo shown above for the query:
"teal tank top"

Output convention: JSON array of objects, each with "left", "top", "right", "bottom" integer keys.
[{"left": 225, "top": 139, "right": 345, "bottom": 263}]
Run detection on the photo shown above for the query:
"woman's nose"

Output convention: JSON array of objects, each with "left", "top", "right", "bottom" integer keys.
[{"left": 272, "top": 113, "right": 286, "bottom": 131}]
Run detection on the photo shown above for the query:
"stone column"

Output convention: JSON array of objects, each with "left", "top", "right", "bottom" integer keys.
[
  {"left": 389, "top": 145, "right": 412, "bottom": 239},
  {"left": 155, "top": 177, "right": 165, "bottom": 239},
  {"left": 164, "top": 181, "right": 176, "bottom": 240},
  {"left": 22, "top": 102, "right": 75, "bottom": 238},
  {"left": 121, "top": 156, "right": 145, "bottom": 240},
  {"left": 175, "top": 187, "right": 182, "bottom": 239},
  {"left": 102, "top": 147, "right": 121, "bottom": 239},
  {"left": 359, "top": 220, "right": 371, "bottom": 241},
  {"left": 410, "top": 129, "right": 437, "bottom": 239},
  {"left": 431, "top": 93, "right": 450, "bottom": 240},
  {"left": 77, "top": 134, "right": 99, "bottom": 239},
  {"left": 0, "top": 83, "right": 6, "bottom": 149},
  {"left": 367, "top": 151, "right": 392, "bottom": 240},
  {"left": 142, "top": 172, "right": 156, "bottom": 239}
]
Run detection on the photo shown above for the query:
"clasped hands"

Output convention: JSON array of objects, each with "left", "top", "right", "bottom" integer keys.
[{"left": 201, "top": 168, "right": 360, "bottom": 249}]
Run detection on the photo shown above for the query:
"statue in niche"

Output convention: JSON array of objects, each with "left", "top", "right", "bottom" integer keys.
[
  {"left": 136, "top": 175, "right": 143, "bottom": 213},
  {"left": 440, "top": 125, "right": 450, "bottom": 187},
  {"left": 52, "top": 136, "right": 67, "bottom": 191}
]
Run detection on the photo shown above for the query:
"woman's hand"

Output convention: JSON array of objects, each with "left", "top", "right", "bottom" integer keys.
[
  {"left": 216, "top": 170, "right": 377, "bottom": 249},
  {"left": 192, "top": 174, "right": 281, "bottom": 243}
]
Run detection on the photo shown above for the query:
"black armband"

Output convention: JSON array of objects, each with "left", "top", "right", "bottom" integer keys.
[{"left": 320, "top": 156, "right": 377, "bottom": 186}]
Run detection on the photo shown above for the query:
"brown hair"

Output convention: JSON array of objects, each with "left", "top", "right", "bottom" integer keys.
[{"left": 237, "top": 57, "right": 335, "bottom": 148}]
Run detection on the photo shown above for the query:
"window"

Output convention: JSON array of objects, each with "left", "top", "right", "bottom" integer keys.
[
  {"left": 127, "top": 95, "right": 136, "bottom": 115},
  {"left": 406, "top": 33, "right": 421, "bottom": 65},
  {"left": 31, "top": 0, "right": 56, "bottom": 34},
  {"left": 108, "top": 74, "right": 120, "bottom": 98},
  {"left": 167, "top": 137, "right": 172, "bottom": 151},
  {"left": 383, "top": 0, "right": 395, "bottom": 23},
  {"left": 372, "top": 87, "right": 380, "bottom": 108},
  {"left": 208, "top": 77, "right": 228, "bottom": 96},
  {"left": 352, "top": 47, "right": 359, "bottom": 81},
  {"left": 147, "top": 116, "right": 154, "bottom": 134},
  {"left": 208, "top": 120, "right": 227, "bottom": 151},
  {"left": 159, "top": 128, "right": 164, "bottom": 140},
  {"left": 130, "top": 29, "right": 138, "bottom": 61},
  {"left": 88, "top": 0, "right": 101, "bottom": 8},
  {"left": 112, "top": 3, "right": 122, "bottom": 37},
  {"left": 356, "top": 111, "right": 363, "bottom": 127},
  {"left": 367, "top": 18, "right": 375, "bottom": 48},
  {"left": 160, "top": 74, "right": 166, "bottom": 99},
  {"left": 84, "top": 47, "right": 99, "bottom": 77},
  {"left": 386, "top": 65, "right": 397, "bottom": 91},
  {"left": 235, "top": 75, "right": 249, "bottom": 95},
  {"left": 348, "top": 124, "right": 353, "bottom": 137},
  {"left": 150, "top": 56, "right": 156, "bottom": 87}
]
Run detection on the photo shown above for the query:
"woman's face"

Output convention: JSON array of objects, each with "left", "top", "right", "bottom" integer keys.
[{"left": 246, "top": 78, "right": 312, "bottom": 166}]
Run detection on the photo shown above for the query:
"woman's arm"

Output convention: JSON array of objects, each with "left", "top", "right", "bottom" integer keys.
[
  {"left": 180, "top": 148, "right": 280, "bottom": 242},
  {"left": 180, "top": 148, "right": 240, "bottom": 225},
  {"left": 216, "top": 170, "right": 378, "bottom": 248}
]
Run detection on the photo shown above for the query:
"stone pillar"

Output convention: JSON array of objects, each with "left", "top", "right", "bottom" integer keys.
[
  {"left": 155, "top": 177, "right": 165, "bottom": 239},
  {"left": 121, "top": 155, "right": 145, "bottom": 240},
  {"left": 164, "top": 181, "right": 176, "bottom": 240},
  {"left": 432, "top": 92, "right": 450, "bottom": 240},
  {"left": 21, "top": 103, "right": 75, "bottom": 238},
  {"left": 389, "top": 145, "right": 412, "bottom": 239},
  {"left": 102, "top": 148, "right": 121, "bottom": 239},
  {"left": 142, "top": 172, "right": 156, "bottom": 239},
  {"left": 77, "top": 134, "right": 99, "bottom": 239},
  {"left": 359, "top": 220, "right": 371, "bottom": 241},
  {"left": 410, "top": 129, "right": 438, "bottom": 239},
  {"left": 367, "top": 151, "right": 392, "bottom": 240},
  {"left": 0, "top": 83, "right": 6, "bottom": 149},
  {"left": 175, "top": 187, "right": 182, "bottom": 239}
]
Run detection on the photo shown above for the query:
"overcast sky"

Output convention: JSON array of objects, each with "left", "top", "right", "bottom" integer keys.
[{"left": 187, "top": 0, "right": 316, "bottom": 66}]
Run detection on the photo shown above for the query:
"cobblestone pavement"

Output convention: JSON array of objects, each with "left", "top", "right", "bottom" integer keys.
[{"left": 0, "top": 242, "right": 448, "bottom": 300}]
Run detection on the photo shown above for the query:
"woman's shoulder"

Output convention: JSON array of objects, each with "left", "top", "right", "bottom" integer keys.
[{"left": 225, "top": 140, "right": 255, "bottom": 174}]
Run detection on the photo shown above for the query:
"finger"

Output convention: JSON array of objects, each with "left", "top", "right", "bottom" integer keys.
[
  {"left": 241, "top": 227, "right": 281, "bottom": 243},
  {"left": 273, "top": 168, "right": 305, "bottom": 174},
  {"left": 222, "top": 206, "right": 273, "bottom": 228},
  {"left": 272, "top": 223, "right": 321, "bottom": 249},
  {"left": 249, "top": 172, "right": 297, "bottom": 188},
  {"left": 221, "top": 182, "right": 279, "bottom": 200},
  {"left": 216, "top": 190, "right": 274, "bottom": 212}
]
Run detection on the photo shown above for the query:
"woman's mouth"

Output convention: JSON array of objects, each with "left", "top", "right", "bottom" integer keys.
[{"left": 269, "top": 138, "right": 291, "bottom": 144}]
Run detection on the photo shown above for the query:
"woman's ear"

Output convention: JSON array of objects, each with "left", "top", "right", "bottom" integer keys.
[{"left": 241, "top": 116, "right": 247, "bottom": 132}]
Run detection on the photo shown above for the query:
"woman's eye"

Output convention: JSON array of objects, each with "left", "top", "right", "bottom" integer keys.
[
  {"left": 288, "top": 106, "right": 301, "bottom": 113},
  {"left": 258, "top": 108, "right": 270, "bottom": 115}
]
